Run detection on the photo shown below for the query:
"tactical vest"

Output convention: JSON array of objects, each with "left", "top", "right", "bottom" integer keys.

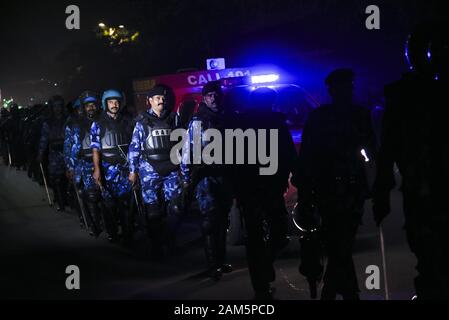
[
  {"left": 187, "top": 105, "right": 227, "bottom": 176},
  {"left": 140, "top": 111, "right": 179, "bottom": 176},
  {"left": 48, "top": 118, "right": 65, "bottom": 152},
  {"left": 99, "top": 114, "right": 132, "bottom": 164},
  {"left": 78, "top": 118, "right": 94, "bottom": 161},
  {"left": 142, "top": 112, "right": 177, "bottom": 162}
]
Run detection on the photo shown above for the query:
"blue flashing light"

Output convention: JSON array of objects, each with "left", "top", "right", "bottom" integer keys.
[{"left": 251, "top": 74, "right": 280, "bottom": 84}]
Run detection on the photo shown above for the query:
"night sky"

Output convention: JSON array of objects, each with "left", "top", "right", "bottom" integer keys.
[{"left": 0, "top": 0, "right": 447, "bottom": 106}]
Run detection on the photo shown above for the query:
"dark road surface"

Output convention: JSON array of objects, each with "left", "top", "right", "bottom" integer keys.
[{"left": 0, "top": 164, "right": 416, "bottom": 300}]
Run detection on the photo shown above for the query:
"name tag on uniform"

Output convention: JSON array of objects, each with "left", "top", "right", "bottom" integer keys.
[{"left": 151, "top": 129, "right": 171, "bottom": 137}]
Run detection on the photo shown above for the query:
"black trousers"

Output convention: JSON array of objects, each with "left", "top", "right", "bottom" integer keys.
[
  {"left": 238, "top": 190, "right": 289, "bottom": 293},
  {"left": 317, "top": 191, "right": 364, "bottom": 300},
  {"left": 403, "top": 193, "right": 449, "bottom": 299}
]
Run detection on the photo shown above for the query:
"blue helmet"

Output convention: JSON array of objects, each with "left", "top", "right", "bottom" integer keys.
[
  {"left": 80, "top": 91, "right": 99, "bottom": 106},
  {"left": 101, "top": 89, "right": 123, "bottom": 110},
  {"left": 73, "top": 98, "right": 81, "bottom": 109}
]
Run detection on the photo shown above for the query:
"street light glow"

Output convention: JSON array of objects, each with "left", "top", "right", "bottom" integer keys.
[{"left": 99, "top": 23, "right": 106, "bottom": 28}]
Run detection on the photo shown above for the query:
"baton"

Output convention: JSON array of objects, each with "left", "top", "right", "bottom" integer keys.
[
  {"left": 117, "top": 144, "right": 129, "bottom": 166},
  {"left": 379, "top": 225, "right": 390, "bottom": 300},
  {"left": 72, "top": 180, "right": 90, "bottom": 232},
  {"left": 133, "top": 187, "right": 144, "bottom": 217},
  {"left": 7, "top": 144, "right": 12, "bottom": 167},
  {"left": 39, "top": 162, "right": 53, "bottom": 206}
]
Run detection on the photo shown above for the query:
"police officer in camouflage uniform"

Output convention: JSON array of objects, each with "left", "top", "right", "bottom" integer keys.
[
  {"left": 64, "top": 98, "right": 82, "bottom": 179},
  {"left": 128, "top": 86, "right": 182, "bottom": 256},
  {"left": 63, "top": 98, "right": 83, "bottom": 220},
  {"left": 181, "top": 81, "right": 234, "bottom": 281},
  {"left": 70, "top": 91, "right": 102, "bottom": 237},
  {"left": 38, "top": 96, "right": 68, "bottom": 211},
  {"left": 91, "top": 90, "right": 134, "bottom": 242}
]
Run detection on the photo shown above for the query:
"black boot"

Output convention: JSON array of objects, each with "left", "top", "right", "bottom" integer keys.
[
  {"left": 216, "top": 224, "right": 233, "bottom": 274},
  {"left": 216, "top": 212, "right": 233, "bottom": 274},
  {"left": 85, "top": 190, "right": 102, "bottom": 238},
  {"left": 102, "top": 200, "right": 119, "bottom": 242},
  {"left": 118, "top": 195, "right": 134, "bottom": 245},
  {"left": 144, "top": 204, "right": 167, "bottom": 259},
  {"left": 51, "top": 177, "right": 65, "bottom": 212},
  {"left": 204, "top": 235, "right": 222, "bottom": 281}
]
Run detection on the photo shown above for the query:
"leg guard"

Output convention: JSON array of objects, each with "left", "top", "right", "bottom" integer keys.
[
  {"left": 50, "top": 176, "right": 65, "bottom": 211},
  {"left": 144, "top": 203, "right": 167, "bottom": 256},
  {"left": 85, "top": 187, "right": 102, "bottom": 236},
  {"left": 118, "top": 194, "right": 133, "bottom": 242},
  {"left": 102, "top": 199, "right": 119, "bottom": 240}
]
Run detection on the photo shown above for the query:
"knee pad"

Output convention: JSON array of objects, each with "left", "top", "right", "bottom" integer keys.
[{"left": 86, "top": 188, "right": 100, "bottom": 203}]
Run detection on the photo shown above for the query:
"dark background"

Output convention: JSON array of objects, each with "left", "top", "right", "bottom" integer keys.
[{"left": 0, "top": 0, "right": 447, "bottom": 106}]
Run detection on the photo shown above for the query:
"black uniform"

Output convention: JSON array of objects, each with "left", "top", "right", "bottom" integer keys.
[
  {"left": 232, "top": 106, "right": 297, "bottom": 299},
  {"left": 373, "top": 72, "right": 449, "bottom": 299},
  {"left": 181, "top": 102, "right": 234, "bottom": 280},
  {"left": 38, "top": 113, "right": 68, "bottom": 211},
  {"left": 293, "top": 85, "right": 377, "bottom": 299}
]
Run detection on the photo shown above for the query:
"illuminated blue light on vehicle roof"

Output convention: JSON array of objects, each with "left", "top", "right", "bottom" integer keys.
[{"left": 251, "top": 74, "right": 280, "bottom": 84}]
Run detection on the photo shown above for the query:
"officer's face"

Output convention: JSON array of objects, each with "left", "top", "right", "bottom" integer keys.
[
  {"left": 329, "top": 82, "right": 354, "bottom": 104},
  {"left": 203, "top": 91, "right": 222, "bottom": 112},
  {"left": 107, "top": 99, "right": 120, "bottom": 114},
  {"left": 149, "top": 95, "right": 166, "bottom": 113},
  {"left": 84, "top": 102, "right": 97, "bottom": 118}
]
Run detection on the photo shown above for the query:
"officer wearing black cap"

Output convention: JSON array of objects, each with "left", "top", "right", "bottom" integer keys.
[
  {"left": 181, "top": 81, "right": 234, "bottom": 281},
  {"left": 128, "top": 85, "right": 182, "bottom": 257},
  {"left": 292, "top": 69, "right": 377, "bottom": 300}
]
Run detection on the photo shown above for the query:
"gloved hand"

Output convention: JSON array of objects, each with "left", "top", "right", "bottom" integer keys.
[{"left": 372, "top": 192, "right": 391, "bottom": 227}]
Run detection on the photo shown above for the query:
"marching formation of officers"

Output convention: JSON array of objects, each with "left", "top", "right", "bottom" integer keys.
[{"left": 1, "top": 24, "right": 448, "bottom": 300}]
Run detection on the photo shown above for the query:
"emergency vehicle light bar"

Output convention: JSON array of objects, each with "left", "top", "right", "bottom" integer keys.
[{"left": 251, "top": 74, "right": 280, "bottom": 84}]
